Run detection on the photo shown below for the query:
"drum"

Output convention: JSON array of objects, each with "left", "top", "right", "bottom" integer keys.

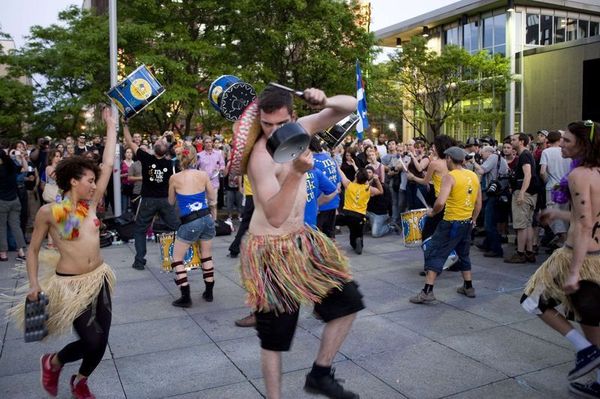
[
  {"left": 208, "top": 75, "right": 257, "bottom": 121},
  {"left": 157, "top": 233, "right": 201, "bottom": 272},
  {"left": 421, "top": 237, "right": 459, "bottom": 270},
  {"left": 266, "top": 122, "right": 311, "bottom": 163},
  {"left": 401, "top": 208, "right": 428, "bottom": 247},
  {"left": 318, "top": 113, "right": 359, "bottom": 149},
  {"left": 106, "top": 65, "right": 165, "bottom": 119}
]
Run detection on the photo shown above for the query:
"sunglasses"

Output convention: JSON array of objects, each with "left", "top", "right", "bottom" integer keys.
[{"left": 584, "top": 120, "right": 595, "bottom": 142}]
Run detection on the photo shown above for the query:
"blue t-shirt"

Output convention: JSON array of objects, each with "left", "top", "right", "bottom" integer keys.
[
  {"left": 304, "top": 167, "right": 336, "bottom": 229},
  {"left": 313, "top": 152, "right": 340, "bottom": 211}
]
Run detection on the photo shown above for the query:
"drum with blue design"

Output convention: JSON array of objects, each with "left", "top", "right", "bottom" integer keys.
[
  {"left": 106, "top": 64, "right": 165, "bottom": 119},
  {"left": 401, "top": 208, "right": 428, "bottom": 247},
  {"left": 158, "top": 233, "right": 201, "bottom": 272},
  {"left": 208, "top": 75, "right": 256, "bottom": 121}
]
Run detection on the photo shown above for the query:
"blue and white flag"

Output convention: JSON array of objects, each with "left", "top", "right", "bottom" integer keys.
[{"left": 356, "top": 60, "right": 369, "bottom": 140}]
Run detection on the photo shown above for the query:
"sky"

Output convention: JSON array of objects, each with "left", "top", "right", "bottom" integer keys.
[{"left": 1, "top": 0, "right": 457, "bottom": 49}]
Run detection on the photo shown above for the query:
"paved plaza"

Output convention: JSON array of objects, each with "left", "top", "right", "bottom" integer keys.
[{"left": 0, "top": 231, "right": 584, "bottom": 398}]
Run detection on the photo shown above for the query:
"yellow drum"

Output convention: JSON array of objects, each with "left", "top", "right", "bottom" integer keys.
[
  {"left": 401, "top": 208, "right": 428, "bottom": 247},
  {"left": 158, "top": 233, "right": 201, "bottom": 272}
]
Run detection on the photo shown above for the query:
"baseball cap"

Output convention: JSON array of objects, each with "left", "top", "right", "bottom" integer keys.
[
  {"left": 444, "top": 146, "right": 467, "bottom": 161},
  {"left": 465, "top": 137, "right": 479, "bottom": 146},
  {"left": 537, "top": 129, "right": 549, "bottom": 137}
]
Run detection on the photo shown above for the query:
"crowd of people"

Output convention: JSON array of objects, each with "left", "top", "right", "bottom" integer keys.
[{"left": 2, "top": 91, "right": 599, "bottom": 398}]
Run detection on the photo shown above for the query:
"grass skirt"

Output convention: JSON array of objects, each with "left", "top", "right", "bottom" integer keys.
[
  {"left": 523, "top": 247, "right": 600, "bottom": 318},
  {"left": 241, "top": 227, "right": 352, "bottom": 314},
  {"left": 6, "top": 250, "right": 116, "bottom": 338}
]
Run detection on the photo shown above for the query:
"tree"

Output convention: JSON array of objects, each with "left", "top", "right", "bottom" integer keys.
[
  {"left": 4, "top": 0, "right": 377, "bottom": 138},
  {"left": 386, "top": 36, "right": 511, "bottom": 138},
  {"left": 0, "top": 35, "right": 35, "bottom": 139}
]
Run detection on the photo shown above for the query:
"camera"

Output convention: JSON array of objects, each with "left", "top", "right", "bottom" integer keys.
[{"left": 465, "top": 152, "right": 476, "bottom": 161}]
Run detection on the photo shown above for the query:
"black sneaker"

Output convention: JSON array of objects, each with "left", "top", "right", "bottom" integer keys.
[
  {"left": 132, "top": 262, "right": 145, "bottom": 270},
  {"left": 569, "top": 381, "right": 600, "bottom": 398},
  {"left": 354, "top": 237, "right": 363, "bottom": 255},
  {"left": 568, "top": 345, "right": 600, "bottom": 381},
  {"left": 304, "top": 369, "right": 359, "bottom": 399},
  {"left": 228, "top": 252, "right": 239, "bottom": 258}
]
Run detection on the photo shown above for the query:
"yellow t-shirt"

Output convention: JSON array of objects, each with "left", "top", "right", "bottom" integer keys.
[
  {"left": 243, "top": 175, "right": 253, "bottom": 196},
  {"left": 344, "top": 181, "right": 370, "bottom": 215},
  {"left": 444, "top": 169, "right": 479, "bottom": 221}
]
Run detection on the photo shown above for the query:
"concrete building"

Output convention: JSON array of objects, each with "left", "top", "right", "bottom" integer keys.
[{"left": 375, "top": 0, "right": 600, "bottom": 141}]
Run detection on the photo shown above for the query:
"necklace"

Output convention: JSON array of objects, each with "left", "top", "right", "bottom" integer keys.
[{"left": 51, "top": 197, "right": 89, "bottom": 240}]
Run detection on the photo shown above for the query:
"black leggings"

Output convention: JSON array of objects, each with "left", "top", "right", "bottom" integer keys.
[{"left": 56, "top": 278, "right": 112, "bottom": 377}]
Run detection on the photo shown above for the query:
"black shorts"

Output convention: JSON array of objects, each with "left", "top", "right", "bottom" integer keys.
[
  {"left": 255, "top": 281, "right": 365, "bottom": 351},
  {"left": 317, "top": 209, "right": 337, "bottom": 238}
]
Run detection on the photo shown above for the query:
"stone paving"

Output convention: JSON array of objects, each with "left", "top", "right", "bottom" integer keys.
[{"left": 0, "top": 231, "right": 585, "bottom": 398}]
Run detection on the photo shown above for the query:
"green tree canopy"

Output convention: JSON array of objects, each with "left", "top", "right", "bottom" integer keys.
[
  {"left": 3, "top": 0, "right": 377, "bottom": 139},
  {"left": 385, "top": 36, "right": 511, "bottom": 139}
]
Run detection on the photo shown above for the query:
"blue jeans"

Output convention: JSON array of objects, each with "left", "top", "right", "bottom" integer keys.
[
  {"left": 424, "top": 220, "right": 472, "bottom": 274},
  {"left": 367, "top": 212, "right": 391, "bottom": 238},
  {"left": 482, "top": 197, "right": 503, "bottom": 255},
  {"left": 134, "top": 197, "right": 180, "bottom": 266}
]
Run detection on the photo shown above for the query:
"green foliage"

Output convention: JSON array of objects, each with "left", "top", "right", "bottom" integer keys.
[
  {"left": 2, "top": 0, "right": 377, "bottom": 139},
  {"left": 385, "top": 36, "right": 511, "bottom": 138}
]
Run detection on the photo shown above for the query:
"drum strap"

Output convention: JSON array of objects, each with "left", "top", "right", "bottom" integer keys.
[{"left": 201, "top": 257, "right": 214, "bottom": 280}]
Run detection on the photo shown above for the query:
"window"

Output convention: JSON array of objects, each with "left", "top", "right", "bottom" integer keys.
[
  {"left": 526, "top": 13, "right": 540, "bottom": 45},
  {"left": 554, "top": 16, "right": 566, "bottom": 43},
  {"left": 591, "top": 20, "right": 599, "bottom": 37},
  {"left": 541, "top": 14, "right": 553, "bottom": 45},
  {"left": 566, "top": 18, "right": 578, "bottom": 41},
  {"left": 483, "top": 16, "right": 494, "bottom": 49},
  {"left": 463, "top": 21, "right": 479, "bottom": 53},
  {"left": 579, "top": 19, "right": 589, "bottom": 39},
  {"left": 493, "top": 13, "right": 506, "bottom": 54},
  {"left": 444, "top": 26, "right": 459, "bottom": 46}
]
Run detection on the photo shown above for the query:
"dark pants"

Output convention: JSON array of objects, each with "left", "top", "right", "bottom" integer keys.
[
  {"left": 481, "top": 197, "right": 503, "bottom": 255},
  {"left": 406, "top": 181, "right": 429, "bottom": 210},
  {"left": 336, "top": 210, "right": 365, "bottom": 249},
  {"left": 57, "top": 280, "right": 111, "bottom": 377},
  {"left": 228, "top": 195, "right": 254, "bottom": 255},
  {"left": 317, "top": 209, "right": 337, "bottom": 238},
  {"left": 17, "top": 186, "right": 28, "bottom": 236},
  {"left": 133, "top": 197, "right": 180, "bottom": 266},
  {"left": 424, "top": 220, "right": 473, "bottom": 274}
]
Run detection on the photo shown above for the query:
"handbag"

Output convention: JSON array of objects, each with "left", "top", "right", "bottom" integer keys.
[{"left": 42, "top": 183, "right": 59, "bottom": 203}]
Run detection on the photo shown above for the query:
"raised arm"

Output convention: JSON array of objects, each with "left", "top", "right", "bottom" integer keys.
[
  {"left": 122, "top": 122, "right": 139, "bottom": 154},
  {"left": 298, "top": 89, "right": 357, "bottom": 135},
  {"left": 92, "top": 107, "right": 117, "bottom": 205}
]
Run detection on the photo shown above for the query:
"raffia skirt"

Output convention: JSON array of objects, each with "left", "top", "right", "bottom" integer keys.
[
  {"left": 522, "top": 246, "right": 600, "bottom": 319},
  {"left": 240, "top": 227, "right": 352, "bottom": 314},
  {"left": 6, "top": 250, "right": 116, "bottom": 338}
]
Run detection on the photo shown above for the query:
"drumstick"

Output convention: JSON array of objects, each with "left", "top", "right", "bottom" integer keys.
[{"left": 268, "top": 82, "right": 305, "bottom": 98}]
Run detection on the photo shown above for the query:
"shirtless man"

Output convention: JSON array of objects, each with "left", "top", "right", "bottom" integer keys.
[
  {"left": 22, "top": 107, "right": 117, "bottom": 399},
  {"left": 521, "top": 120, "right": 600, "bottom": 398},
  {"left": 241, "top": 86, "right": 363, "bottom": 399}
]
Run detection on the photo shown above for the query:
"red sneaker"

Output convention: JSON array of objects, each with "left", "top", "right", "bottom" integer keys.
[
  {"left": 40, "top": 353, "right": 62, "bottom": 397},
  {"left": 70, "top": 375, "right": 96, "bottom": 399}
]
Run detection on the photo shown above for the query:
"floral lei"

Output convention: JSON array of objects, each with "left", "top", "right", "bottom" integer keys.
[
  {"left": 551, "top": 158, "right": 582, "bottom": 205},
  {"left": 51, "top": 197, "right": 90, "bottom": 240}
]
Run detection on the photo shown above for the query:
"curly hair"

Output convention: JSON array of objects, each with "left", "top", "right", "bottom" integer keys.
[
  {"left": 54, "top": 156, "right": 101, "bottom": 193},
  {"left": 177, "top": 144, "right": 198, "bottom": 169},
  {"left": 567, "top": 121, "right": 600, "bottom": 168}
]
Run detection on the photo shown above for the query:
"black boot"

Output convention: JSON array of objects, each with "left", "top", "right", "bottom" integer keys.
[
  {"left": 172, "top": 285, "right": 192, "bottom": 308},
  {"left": 202, "top": 281, "right": 214, "bottom": 302}
]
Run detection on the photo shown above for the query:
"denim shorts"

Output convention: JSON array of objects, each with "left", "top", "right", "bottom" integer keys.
[
  {"left": 176, "top": 215, "right": 215, "bottom": 243},
  {"left": 424, "top": 219, "right": 472, "bottom": 274}
]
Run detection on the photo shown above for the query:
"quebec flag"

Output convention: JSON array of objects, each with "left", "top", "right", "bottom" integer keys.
[{"left": 356, "top": 60, "right": 369, "bottom": 140}]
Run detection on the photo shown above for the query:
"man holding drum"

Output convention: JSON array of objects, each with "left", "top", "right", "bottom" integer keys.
[
  {"left": 409, "top": 146, "right": 482, "bottom": 304},
  {"left": 238, "top": 86, "right": 362, "bottom": 399}
]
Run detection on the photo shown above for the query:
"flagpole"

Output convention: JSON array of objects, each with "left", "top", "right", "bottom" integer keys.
[{"left": 109, "top": 0, "right": 122, "bottom": 216}]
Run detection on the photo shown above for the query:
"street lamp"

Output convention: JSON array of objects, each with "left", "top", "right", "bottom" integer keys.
[{"left": 388, "top": 123, "right": 396, "bottom": 131}]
